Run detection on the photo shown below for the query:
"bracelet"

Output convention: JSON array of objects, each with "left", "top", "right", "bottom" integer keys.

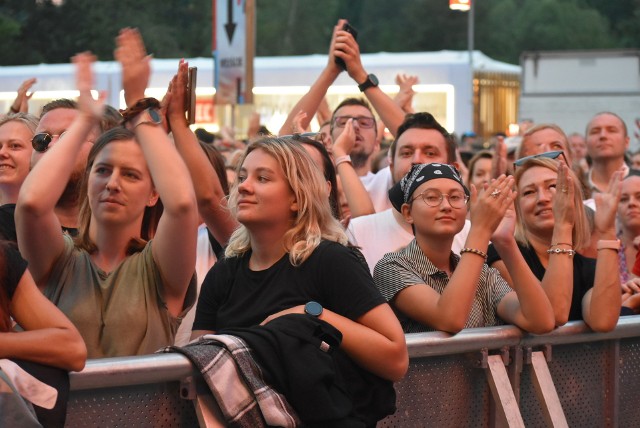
[
  {"left": 596, "top": 239, "right": 620, "bottom": 251},
  {"left": 120, "top": 97, "right": 161, "bottom": 124},
  {"left": 546, "top": 247, "right": 576, "bottom": 257},
  {"left": 334, "top": 155, "right": 352, "bottom": 168},
  {"left": 459, "top": 247, "right": 487, "bottom": 260},
  {"left": 551, "top": 242, "right": 573, "bottom": 248}
]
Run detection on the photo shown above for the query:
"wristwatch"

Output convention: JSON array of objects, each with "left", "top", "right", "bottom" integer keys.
[
  {"left": 129, "top": 107, "right": 163, "bottom": 130},
  {"left": 358, "top": 73, "right": 379, "bottom": 92},
  {"left": 304, "top": 301, "right": 323, "bottom": 317}
]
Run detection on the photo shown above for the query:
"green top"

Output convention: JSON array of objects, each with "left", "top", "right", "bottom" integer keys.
[{"left": 44, "top": 234, "right": 196, "bottom": 358}]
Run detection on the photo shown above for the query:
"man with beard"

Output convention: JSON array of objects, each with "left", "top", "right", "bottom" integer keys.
[{"left": 30, "top": 99, "right": 101, "bottom": 235}]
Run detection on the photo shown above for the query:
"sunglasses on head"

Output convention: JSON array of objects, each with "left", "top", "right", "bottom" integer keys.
[
  {"left": 280, "top": 132, "right": 325, "bottom": 143},
  {"left": 31, "top": 132, "right": 67, "bottom": 153},
  {"left": 513, "top": 150, "right": 568, "bottom": 169}
]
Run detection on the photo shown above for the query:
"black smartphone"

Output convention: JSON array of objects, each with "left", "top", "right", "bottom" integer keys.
[
  {"left": 335, "top": 22, "right": 358, "bottom": 71},
  {"left": 186, "top": 66, "right": 197, "bottom": 125}
]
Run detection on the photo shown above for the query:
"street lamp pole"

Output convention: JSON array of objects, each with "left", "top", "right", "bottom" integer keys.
[{"left": 450, "top": 0, "right": 475, "bottom": 133}]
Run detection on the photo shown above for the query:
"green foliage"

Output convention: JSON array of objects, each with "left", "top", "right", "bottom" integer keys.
[{"left": 0, "top": 0, "right": 637, "bottom": 65}]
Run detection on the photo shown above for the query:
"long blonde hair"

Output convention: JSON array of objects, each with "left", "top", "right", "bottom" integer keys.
[
  {"left": 225, "top": 137, "right": 347, "bottom": 266},
  {"left": 514, "top": 157, "right": 590, "bottom": 250}
]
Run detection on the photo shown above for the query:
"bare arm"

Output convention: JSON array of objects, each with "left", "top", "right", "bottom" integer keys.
[
  {"left": 491, "top": 201, "right": 555, "bottom": 333},
  {"left": 583, "top": 170, "right": 623, "bottom": 331},
  {"left": 336, "top": 28, "right": 405, "bottom": 137},
  {"left": 167, "top": 61, "right": 238, "bottom": 245},
  {"left": 393, "top": 177, "right": 518, "bottom": 333},
  {"left": 261, "top": 303, "right": 407, "bottom": 382},
  {"left": 277, "top": 20, "right": 344, "bottom": 136},
  {"left": 16, "top": 53, "right": 102, "bottom": 284},
  {"left": 332, "top": 118, "right": 374, "bottom": 217},
  {"left": 2, "top": 268, "right": 87, "bottom": 371},
  {"left": 118, "top": 30, "right": 199, "bottom": 317}
]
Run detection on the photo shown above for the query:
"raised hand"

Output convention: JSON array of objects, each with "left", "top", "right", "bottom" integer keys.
[
  {"left": 469, "top": 175, "right": 516, "bottom": 236},
  {"left": 72, "top": 52, "right": 104, "bottom": 120},
  {"left": 594, "top": 168, "right": 623, "bottom": 236},
  {"left": 11, "top": 78, "right": 37, "bottom": 113},
  {"left": 491, "top": 137, "right": 508, "bottom": 178},
  {"left": 394, "top": 73, "right": 418, "bottom": 113},
  {"left": 550, "top": 161, "right": 576, "bottom": 229},
  {"left": 333, "top": 21, "right": 365, "bottom": 81},
  {"left": 114, "top": 27, "right": 151, "bottom": 106},
  {"left": 332, "top": 118, "right": 356, "bottom": 159}
]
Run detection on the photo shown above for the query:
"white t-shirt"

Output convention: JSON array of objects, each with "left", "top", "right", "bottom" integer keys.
[
  {"left": 347, "top": 208, "right": 471, "bottom": 274},
  {"left": 360, "top": 166, "right": 393, "bottom": 213},
  {"left": 174, "top": 224, "right": 217, "bottom": 346}
]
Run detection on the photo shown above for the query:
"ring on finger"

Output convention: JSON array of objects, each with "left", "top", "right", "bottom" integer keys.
[{"left": 490, "top": 189, "right": 501, "bottom": 198}]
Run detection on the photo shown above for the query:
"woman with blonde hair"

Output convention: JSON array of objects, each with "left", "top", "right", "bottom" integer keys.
[
  {"left": 192, "top": 137, "right": 408, "bottom": 425},
  {"left": 488, "top": 152, "right": 622, "bottom": 331}
]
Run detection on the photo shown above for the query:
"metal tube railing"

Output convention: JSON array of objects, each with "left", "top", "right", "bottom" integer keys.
[{"left": 69, "top": 317, "right": 640, "bottom": 390}]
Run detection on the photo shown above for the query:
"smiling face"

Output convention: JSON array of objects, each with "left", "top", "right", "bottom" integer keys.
[
  {"left": 618, "top": 176, "right": 640, "bottom": 234},
  {"left": 391, "top": 128, "right": 450, "bottom": 184},
  {"left": 402, "top": 178, "right": 468, "bottom": 239},
  {"left": 468, "top": 157, "right": 492, "bottom": 191},
  {"left": 87, "top": 139, "right": 157, "bottom": 229},
  {"left": 516, "top": 165, "right": 558, "bottom": 236},
  {"left": 0, "top": 120, "right": 34, "bottom": 201},
  {"left": 235, "top": 148, "right": 297, "bottom": 229}
]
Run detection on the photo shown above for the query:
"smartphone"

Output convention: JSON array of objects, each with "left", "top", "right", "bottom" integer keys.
[
  {"left": 186, "top": 66, "right": 197, "bottom": 125},
  {"left": 335, "top": 22, "right": 358, "bottom": 71}
]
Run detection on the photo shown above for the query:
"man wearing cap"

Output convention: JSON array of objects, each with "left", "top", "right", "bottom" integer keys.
[
  {"left": 347, "top": 113, "right": 471, "bottom": 273},
  {"left": 373, "top": 163, "right": 555, "bottom": 334}
]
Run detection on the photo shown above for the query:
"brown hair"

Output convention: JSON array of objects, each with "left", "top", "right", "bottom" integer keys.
[{"left": 74, "top": 127, "right": 163, "bottom": 254}]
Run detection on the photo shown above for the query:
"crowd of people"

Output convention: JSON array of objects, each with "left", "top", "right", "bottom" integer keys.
[{"left": 1, "top": 18, "right": 638, "bottom": 426}]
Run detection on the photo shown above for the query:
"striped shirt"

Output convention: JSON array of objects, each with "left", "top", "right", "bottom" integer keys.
[{"left": 373, "top": 239, "right": 513, "bottom": 333}]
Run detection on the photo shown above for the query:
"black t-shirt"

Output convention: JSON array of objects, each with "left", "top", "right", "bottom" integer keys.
[
  {"left": 487, "top": 242, "right": 595, "bottom": 322},
  {"left": 193, "top": 240, "right": 386, "bottom": 331},
  {"left": 3, "top": 242, "right": 28, "bottom": 300},
  {"left": 0, "top": 204, "right": 17, "bottom": 245}
]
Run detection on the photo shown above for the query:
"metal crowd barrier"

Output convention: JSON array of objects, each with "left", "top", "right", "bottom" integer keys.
[{"left": 66, "top": 316, "right": 640, "bottom": 427}]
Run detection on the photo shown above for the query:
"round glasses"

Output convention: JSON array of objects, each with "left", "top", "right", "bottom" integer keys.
[
  {"left": 411, "top": 189, "right": 468, "bottom": 208},
  {"left": 31, "top": 132, "right": 66, "bottom": 153}
]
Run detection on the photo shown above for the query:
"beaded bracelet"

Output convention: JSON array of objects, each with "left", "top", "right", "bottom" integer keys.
[
  {"left": 546, "top": 247, "right": 576, "bottom": 257},
  {"left": 334, "top": 155, "right": 352, "bottom": 168},
  {"left": 460, "top": 248, "right": 487, "bottom": 260}
]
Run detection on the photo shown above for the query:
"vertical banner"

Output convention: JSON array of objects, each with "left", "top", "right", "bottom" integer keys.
[{"left": 213, "top": 0, "right": 252, "bottom": 105}]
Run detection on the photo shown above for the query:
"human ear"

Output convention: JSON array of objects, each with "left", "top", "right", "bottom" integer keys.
[
  {"left": 401, "top": 203, "right": 413, "bottom": 224},
  {"left": 147, "top": 189, "right": 159, "bottom": 207}
]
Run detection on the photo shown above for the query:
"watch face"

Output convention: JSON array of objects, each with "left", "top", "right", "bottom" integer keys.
[
  {"left": 148, "top": 108, "right": 162, "bottom": 124},
  {"left": 305, "top": 301, "right": 323, "bottom": 317},
  {"left": 369, "top": 74, "right": 379, "bottom": 86}
]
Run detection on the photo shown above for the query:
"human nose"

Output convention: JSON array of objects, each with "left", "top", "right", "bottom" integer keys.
[
  {"left": 105, "top": 172, "right": 121, "bottom": 191},
  {"left": 412, "top": 151, "right": 426, "bottom": 165}
]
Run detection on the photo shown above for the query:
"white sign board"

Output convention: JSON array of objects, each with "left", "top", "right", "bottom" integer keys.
[{"left": 214, "top": 0, "right": 247, "bottom": 104}]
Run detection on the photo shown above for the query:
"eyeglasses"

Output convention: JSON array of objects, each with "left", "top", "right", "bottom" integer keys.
[
  {"left": 333, "top": 116, "right": 376, "bottom": 129},
  {"left": 31, "top": 132, "right": 67, "bottom": 153},
  {"left": 513, "top": 150, "right": 568, "bottom": 169},
  {"left": 410, "top": 189, "right": 469, "bottom": 208}
]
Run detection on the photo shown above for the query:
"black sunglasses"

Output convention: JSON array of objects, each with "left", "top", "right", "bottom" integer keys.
[
  {"left": 513, "top": 150, "right": 568, "bottom": 169},
  {"left": 31, "top": 132, "right": 66, "bottom": 153}
]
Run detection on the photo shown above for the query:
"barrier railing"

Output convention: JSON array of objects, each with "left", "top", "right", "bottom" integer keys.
[{"left": 66, "top": 316, "right": 640, "bottom": 427}]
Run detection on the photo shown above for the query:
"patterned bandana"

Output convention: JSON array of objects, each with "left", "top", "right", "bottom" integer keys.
[{"left": 388, "top": 163, "right": 469, "bottom": 212}]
